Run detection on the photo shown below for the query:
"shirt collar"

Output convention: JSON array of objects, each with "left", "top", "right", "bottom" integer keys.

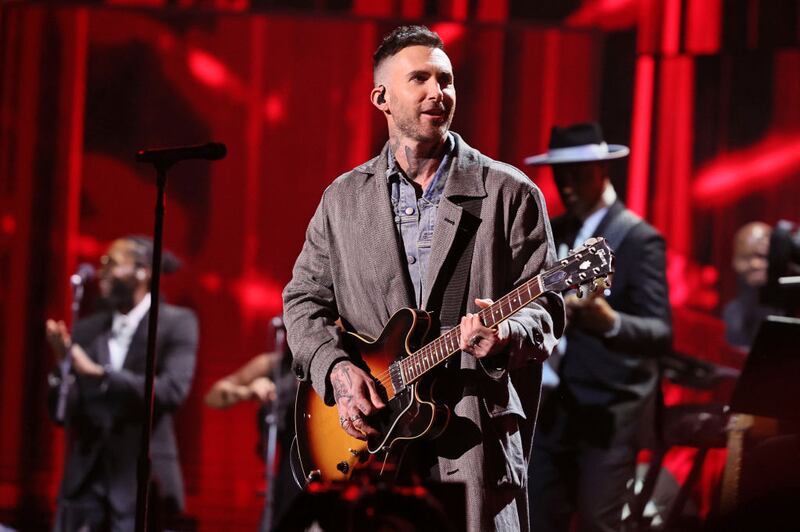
[
  {"left": 386, "top": 133, "right": 454, "bottom": 182},
  {"left": 579, "top": 181, "right": 617, "bottom": 223},
  {"left": 113, "top": 292, "right": 151, "bottom": 330}
]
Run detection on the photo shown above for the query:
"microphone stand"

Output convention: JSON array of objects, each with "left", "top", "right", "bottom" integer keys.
[
  {"left": 261, "top": 317, "right": 285, "bottom": 532},
  {"left": 134, "top": 162, "right": 168, "bottom": 532},
  {"left": 134, "top": 143, "right": 225, "bottom": 531},
  {"left": 54, "top": 276, "right": 87, "bottom": 423}
]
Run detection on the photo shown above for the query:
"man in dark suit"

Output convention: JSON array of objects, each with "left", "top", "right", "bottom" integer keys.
[
  {"left": 46, "top": 236, "right": 198, "bottom": 531},
  {"left": 524, "top": 123, "right": 672, "bottom": 532}
]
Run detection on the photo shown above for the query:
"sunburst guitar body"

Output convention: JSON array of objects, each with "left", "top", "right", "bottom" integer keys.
[{"left": 294, "top": 307, "right": 451, "bottom": 482}]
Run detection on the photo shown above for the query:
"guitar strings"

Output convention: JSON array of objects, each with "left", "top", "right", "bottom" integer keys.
[
  {"left": 368, "top": 249, "right": 598, "bottom": 389},
  {"left": 368, "top": 278, "right": 540, "bottom": 388}
]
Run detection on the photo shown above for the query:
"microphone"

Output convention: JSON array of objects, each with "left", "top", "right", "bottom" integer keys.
[
  {"left": 135, "top": 142, "right": 227, "bottom": 166},
  {"left": 271, "top": 316, "right": 286, "bottom": 353},
  {"left": 70, "top": 263, "right": 95, "bottom": 287},
  {"left": 58, "top": 262, "right": 96, "bottom": 423}
]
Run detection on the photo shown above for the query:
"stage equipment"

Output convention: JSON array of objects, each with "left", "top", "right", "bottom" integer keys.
[
  {"left": 54, "top": 263, "right": 95, "bottom": 424},
  {"left": 261, "top": 316, "right": 287, "bottom": 532},
  {"left": 721, "top": 316, "right": 800, "bottom": 517},
  {"left": 729, "top": 316, "right": 800, "bottom": 421},
  {"left": 763, "top": 220, "right": 800, "bottom": 311},
  {"left": 135, "top": 142, "right": 226, "bottom": 167},
  {"left": 277, "top": 465, "right": 462, "bottom": 532},
  {"left": 133, "top": 142, "right": 226, "bottom": 531}
]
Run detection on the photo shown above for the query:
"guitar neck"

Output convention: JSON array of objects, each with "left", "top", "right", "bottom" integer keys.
[{"left": 399, "top": 275, "right": 544, "bottom": 384}]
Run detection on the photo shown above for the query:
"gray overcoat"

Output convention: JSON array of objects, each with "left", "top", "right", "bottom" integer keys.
[{"left": 283, "top": 132, "right": 564, "bottom": 531}]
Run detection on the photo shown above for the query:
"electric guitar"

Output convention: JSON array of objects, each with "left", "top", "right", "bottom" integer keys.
[{"left": 294, "top": 237, "right": 614, "bottom": 484}]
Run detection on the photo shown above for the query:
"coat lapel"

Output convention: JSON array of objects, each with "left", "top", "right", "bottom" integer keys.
[
  {"left": 123, "top": 311, "right": 150, "bottom": 370},
  {"left": 592, "top": 200, "right": 625, "bottom": 238},
  {"left": 91, "top": 314, "right": 113, "bottom": 366},
  {"left": 423, "top": 134, "right": 487, "bottom": 310},
  {"left": 351, "top": 145, "right": 415, "bottom": 311},
  {"left": 551, "top": 215, "right": 581, "bottom": 250}
]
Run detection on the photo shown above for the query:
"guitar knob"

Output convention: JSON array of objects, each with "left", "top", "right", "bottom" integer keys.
[
  {"left": 336, "top": 461, "right": 350, "bottom": 474},
  {"left": 307, "top": 470, "right": 321, "bottom": 482}
]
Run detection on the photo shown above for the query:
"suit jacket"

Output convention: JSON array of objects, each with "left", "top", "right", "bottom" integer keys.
[
  {"left": 536, "top": 201, "right": 672, "bottom": 449},
  {"left": 283, "top": 132, "right": 564, "bottom": 531},
  {"left": 48, "top": 303, "right": 198, "bottom": 515}
]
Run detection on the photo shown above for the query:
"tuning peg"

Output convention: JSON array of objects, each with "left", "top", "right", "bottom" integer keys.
[{"left": 576, "top": 285, "right": 584, "bottom": 298}]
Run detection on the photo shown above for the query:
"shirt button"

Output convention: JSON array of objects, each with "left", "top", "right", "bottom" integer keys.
[
  {"left": 404, "top": 207, "right": 414, "bottom": 215},
  {"left": 407, "top": 255, "right": 416, "bottom": 264}
]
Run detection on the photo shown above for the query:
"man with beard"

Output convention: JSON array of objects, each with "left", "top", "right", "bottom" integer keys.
[
  {"left": 45, "top": 236, "right": 198, "bottom": 531},
  {"left": 283, "top": 25, "right": 563, "bottom": 531}
]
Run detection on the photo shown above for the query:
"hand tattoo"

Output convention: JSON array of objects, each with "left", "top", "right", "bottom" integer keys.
[{"left": 331, "top": 363, "right": 353, "bottom": 402}]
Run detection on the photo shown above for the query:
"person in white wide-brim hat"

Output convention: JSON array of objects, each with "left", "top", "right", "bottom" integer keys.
[
  {"left": 524, "top": 122, "right": 629, "bottom": 166},
  {"left": 525, "top": 122, "right": 672, "bottom": 532}
]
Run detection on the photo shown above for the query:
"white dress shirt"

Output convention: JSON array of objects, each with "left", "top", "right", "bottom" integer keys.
[
  {"left": 108, "top": 293, "right": 151, "bottom": 371},
  {"left": 543, "top": 183, "right": 618, "bottom": 390}
]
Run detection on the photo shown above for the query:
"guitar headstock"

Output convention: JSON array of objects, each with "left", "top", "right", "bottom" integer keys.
[{"left": 541, "top": 237, "right": 614, "bottom": 294}]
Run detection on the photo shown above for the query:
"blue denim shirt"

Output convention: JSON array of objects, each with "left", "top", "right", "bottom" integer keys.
[{"left": 387, "top": 134, "right": 454, "bottom": 309}]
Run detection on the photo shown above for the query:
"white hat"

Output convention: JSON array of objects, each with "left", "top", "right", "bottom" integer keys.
[{"left": 524, "top": 122, "right": 629, "bottom": 166}]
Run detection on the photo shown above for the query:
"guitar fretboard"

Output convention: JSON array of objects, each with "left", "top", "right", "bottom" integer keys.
[{"left": 398, "top": 275, "right": 544, "bottom": 384}]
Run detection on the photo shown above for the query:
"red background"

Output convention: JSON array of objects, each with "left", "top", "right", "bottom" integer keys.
[{"left": 1, "top": 0, "right": 798, "bottom": 529}]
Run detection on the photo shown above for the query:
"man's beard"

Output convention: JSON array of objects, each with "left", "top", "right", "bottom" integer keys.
[
  {"left": 97, "top": 279, "right": 135, "bottom": 312},
  {"left": 394, "top": 108, "right": 452, "bottom": 143}
]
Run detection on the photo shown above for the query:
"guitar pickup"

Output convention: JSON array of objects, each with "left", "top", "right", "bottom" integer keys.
[{"left": 388, "top": 361, "right": 405, "bottom": 392}]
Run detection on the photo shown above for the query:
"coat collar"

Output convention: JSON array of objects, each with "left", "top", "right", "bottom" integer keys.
[
  {"left": 348, "top": 131, "right": 489, "bottom": 313},
  {"left": 124, "top": 311, "right": 151, "bottom": 370},
  {"left": 352, "top": 132, "right": 488, "bottom": 200}
]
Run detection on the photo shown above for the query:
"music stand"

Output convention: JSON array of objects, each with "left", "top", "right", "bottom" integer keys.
[{"left": 729, "top": 316, "right": 800, "bottom": 420}]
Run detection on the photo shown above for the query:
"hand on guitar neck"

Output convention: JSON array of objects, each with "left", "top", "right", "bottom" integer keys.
[
  {"left": 564, "top": 279, "right": 618, "bottom": 336},
  {"left": 330, "top": 360, "right": 386, "bottom": 440},
  {"left": 458, "top": 298, "right": 511, "bottom": 359}
]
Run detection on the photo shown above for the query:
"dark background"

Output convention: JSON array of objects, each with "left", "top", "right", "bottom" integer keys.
[{"left": 1, "top": 0, "right": 798, "bottom": 529}]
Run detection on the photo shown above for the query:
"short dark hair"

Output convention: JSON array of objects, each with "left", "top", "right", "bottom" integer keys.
[
  {"left": 373, "top": 25, "right": 444, "bottom": 81},
  {"left": 124, "top": 235, "right": 182, "bottom": 274}
]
